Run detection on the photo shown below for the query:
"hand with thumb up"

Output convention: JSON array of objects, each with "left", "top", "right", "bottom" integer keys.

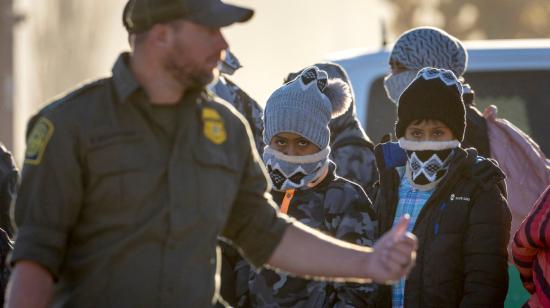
[{"left": 364, "top": 215, "right": 417, "bottom": 284}]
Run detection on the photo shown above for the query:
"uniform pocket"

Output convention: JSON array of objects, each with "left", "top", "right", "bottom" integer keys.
[
  {"left": 192, "top": 145, "right": 239, "bottom": 226},
  {"left": 84, "top": 133, "right": 148, "bottom": 226}
]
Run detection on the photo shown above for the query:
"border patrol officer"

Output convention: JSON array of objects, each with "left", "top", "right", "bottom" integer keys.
[{"left": 7, "top": 1, "right": 417, "bottom": 307}]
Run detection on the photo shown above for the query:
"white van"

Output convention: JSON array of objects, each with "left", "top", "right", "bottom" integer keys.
[{"left": 328, "top": 39, "right": 550, "bottom": 155}]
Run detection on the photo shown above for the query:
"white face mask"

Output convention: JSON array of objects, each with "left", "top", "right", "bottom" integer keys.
[
  {"left": 383, "top": 70, "right": 418, "bottom": 105},
  {"left": 262, "top": 146, "right": 330, "bottom": 191}
]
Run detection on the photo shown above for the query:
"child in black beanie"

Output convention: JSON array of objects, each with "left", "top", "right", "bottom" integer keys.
[{"left": 373, "top": 67, "right": 511, "bottom": 307}]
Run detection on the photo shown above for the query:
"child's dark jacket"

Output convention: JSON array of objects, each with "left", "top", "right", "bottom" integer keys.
[{"left": 374, "top": 142, "right": 511, "bottom": 308}]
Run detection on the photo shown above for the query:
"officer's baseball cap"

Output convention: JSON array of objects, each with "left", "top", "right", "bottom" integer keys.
[{"left": 123, "top": 0, "right": 254, "bottom": 33}]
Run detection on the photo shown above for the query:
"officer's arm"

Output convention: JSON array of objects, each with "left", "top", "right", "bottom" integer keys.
[
  {"left": 6, "top": 261, "right": 53, "bottom": 308},
  {"left": 7, "top": 114, "right": 84, "bottom": 307},
  {"left": 267, "top": 217, "right": 415, "bottom": 284}
]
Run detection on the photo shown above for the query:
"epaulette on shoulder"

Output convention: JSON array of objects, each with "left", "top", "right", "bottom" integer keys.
[
  {"left": 204, "top": 88, "right": 232, "bottom": 107},
  {"left": 41, "top": 78, "right": 108, "bottom": 114},
  {"left": 202, "top": 89, "right": 242, "bottom": 118},
  {"left": 202, "top": 88, "right": 224, "bottom": 104}
]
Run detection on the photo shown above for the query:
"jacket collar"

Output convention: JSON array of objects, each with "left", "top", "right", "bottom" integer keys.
[
  {"left": 375, "top": 142, "right": 408, "bottom": 171},
  {"left": 112, "top": 52, "right": 141, "bottom": 104}
]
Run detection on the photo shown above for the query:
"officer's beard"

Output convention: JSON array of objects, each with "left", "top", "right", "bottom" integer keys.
[{"left": 164, "top": 43, "right": 216, "bottom": 92}]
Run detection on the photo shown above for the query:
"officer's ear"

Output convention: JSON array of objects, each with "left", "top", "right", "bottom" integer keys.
[
  {"left": 148, "top": 23, "right": 178, "bottom": 50},
  {"left": 128, "top": 33, "right": 136, "bottom": 49}
]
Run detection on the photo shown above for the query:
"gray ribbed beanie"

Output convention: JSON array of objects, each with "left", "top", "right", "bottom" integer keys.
[
  {"left": 263, "top": 66, "right": 352, "bottom": 149},
  {"left": 390, "top": 27, "right": 468, "bottom": 77}
]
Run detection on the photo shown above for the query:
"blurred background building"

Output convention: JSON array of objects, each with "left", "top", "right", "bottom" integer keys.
[
  {"left": 0, "top": 0, "right": 17, "bottom": 158},
  {"left": 1, "top": 0, "right": 550, "bottom": 163}
]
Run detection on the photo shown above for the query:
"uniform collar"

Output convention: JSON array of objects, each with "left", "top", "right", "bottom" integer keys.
[
  {"left": 112, "top": 52, "right": 141, "bottom": 103},
  {"left": 112, "top": 53, "right": 209, "bottom": 106}
]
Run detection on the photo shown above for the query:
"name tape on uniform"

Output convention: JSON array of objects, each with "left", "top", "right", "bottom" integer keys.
[
  {"left": 202, "top": 107, "right": 227, "bottom": 145},
  {"left": 25, "top": 117, "right": 55, "bottom": 165}
]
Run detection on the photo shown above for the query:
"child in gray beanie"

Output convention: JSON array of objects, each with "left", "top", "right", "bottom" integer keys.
[
  {"left": 283, "top": 62, "right": 378, "bottom": 197},
  {"left": 224, "top": 66, "right": 378, "bottom": 307},
  {"left": 262, "top": 66, "right": 352, "bottom": 190}
]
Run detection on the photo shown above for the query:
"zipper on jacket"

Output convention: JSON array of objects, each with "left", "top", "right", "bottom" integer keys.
[
  {"left": 403, "top": 151, "right": 469, "bottom": 306},
  {"left": 280, "top": 189, "right": 296, "bottom": 214},
  {"left": 412, "top": 152, "right": 469, "bottom": 234},
  {"left": 434, "top": 202, "right": 447, "bottom": 236}
]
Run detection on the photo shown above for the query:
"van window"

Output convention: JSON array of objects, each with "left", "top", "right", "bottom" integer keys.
[{"left": 366, "top": 70, "right": 550, "bottom": 156}]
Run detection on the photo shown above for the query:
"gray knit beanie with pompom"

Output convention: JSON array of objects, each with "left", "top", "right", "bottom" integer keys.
[{"left": 263, "top": 66, "right": 352, "bottom": 149}]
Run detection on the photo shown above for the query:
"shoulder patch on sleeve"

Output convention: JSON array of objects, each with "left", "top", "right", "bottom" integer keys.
[{"left": 25, "top": 117, "right": 55, "bottom": 165}]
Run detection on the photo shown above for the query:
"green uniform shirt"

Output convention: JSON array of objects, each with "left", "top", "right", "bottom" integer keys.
[{"left": 11, "top": 53, "right": 291, "bottom": 307}]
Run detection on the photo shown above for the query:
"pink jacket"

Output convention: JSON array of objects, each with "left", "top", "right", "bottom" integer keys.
[
  {"left": 484, "top": 105, "right": 550, "bottom": 259},
  {"left": 512, "top": 186, "right": 550, "bottom": 308}
]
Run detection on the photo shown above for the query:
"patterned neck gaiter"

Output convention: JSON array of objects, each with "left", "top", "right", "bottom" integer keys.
[
  {"left": 406, "top": 149, "right": 453, "bottom": 185},
  {"left": 398, "top": 138, "right": 460, "bottom": 187},
  {"left": 262, "top": 146, "right": 330, "bottom": 191}
]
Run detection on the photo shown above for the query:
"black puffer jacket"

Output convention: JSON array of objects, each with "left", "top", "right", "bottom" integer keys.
[
  {"left": 373, "top": 142, "right": 511, "bottom": 308},
  {"left": 0, "top": 143, "right": 17, "bottom": 237}
]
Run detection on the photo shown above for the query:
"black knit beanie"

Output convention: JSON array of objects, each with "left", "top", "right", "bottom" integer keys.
[{"left": 395, "top": 67, "right": 466, "bottom": 141}]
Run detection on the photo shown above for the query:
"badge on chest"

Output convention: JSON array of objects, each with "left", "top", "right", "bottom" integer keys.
[{"left": 202, "top": 107, "right": 227, "bottom": 145}]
